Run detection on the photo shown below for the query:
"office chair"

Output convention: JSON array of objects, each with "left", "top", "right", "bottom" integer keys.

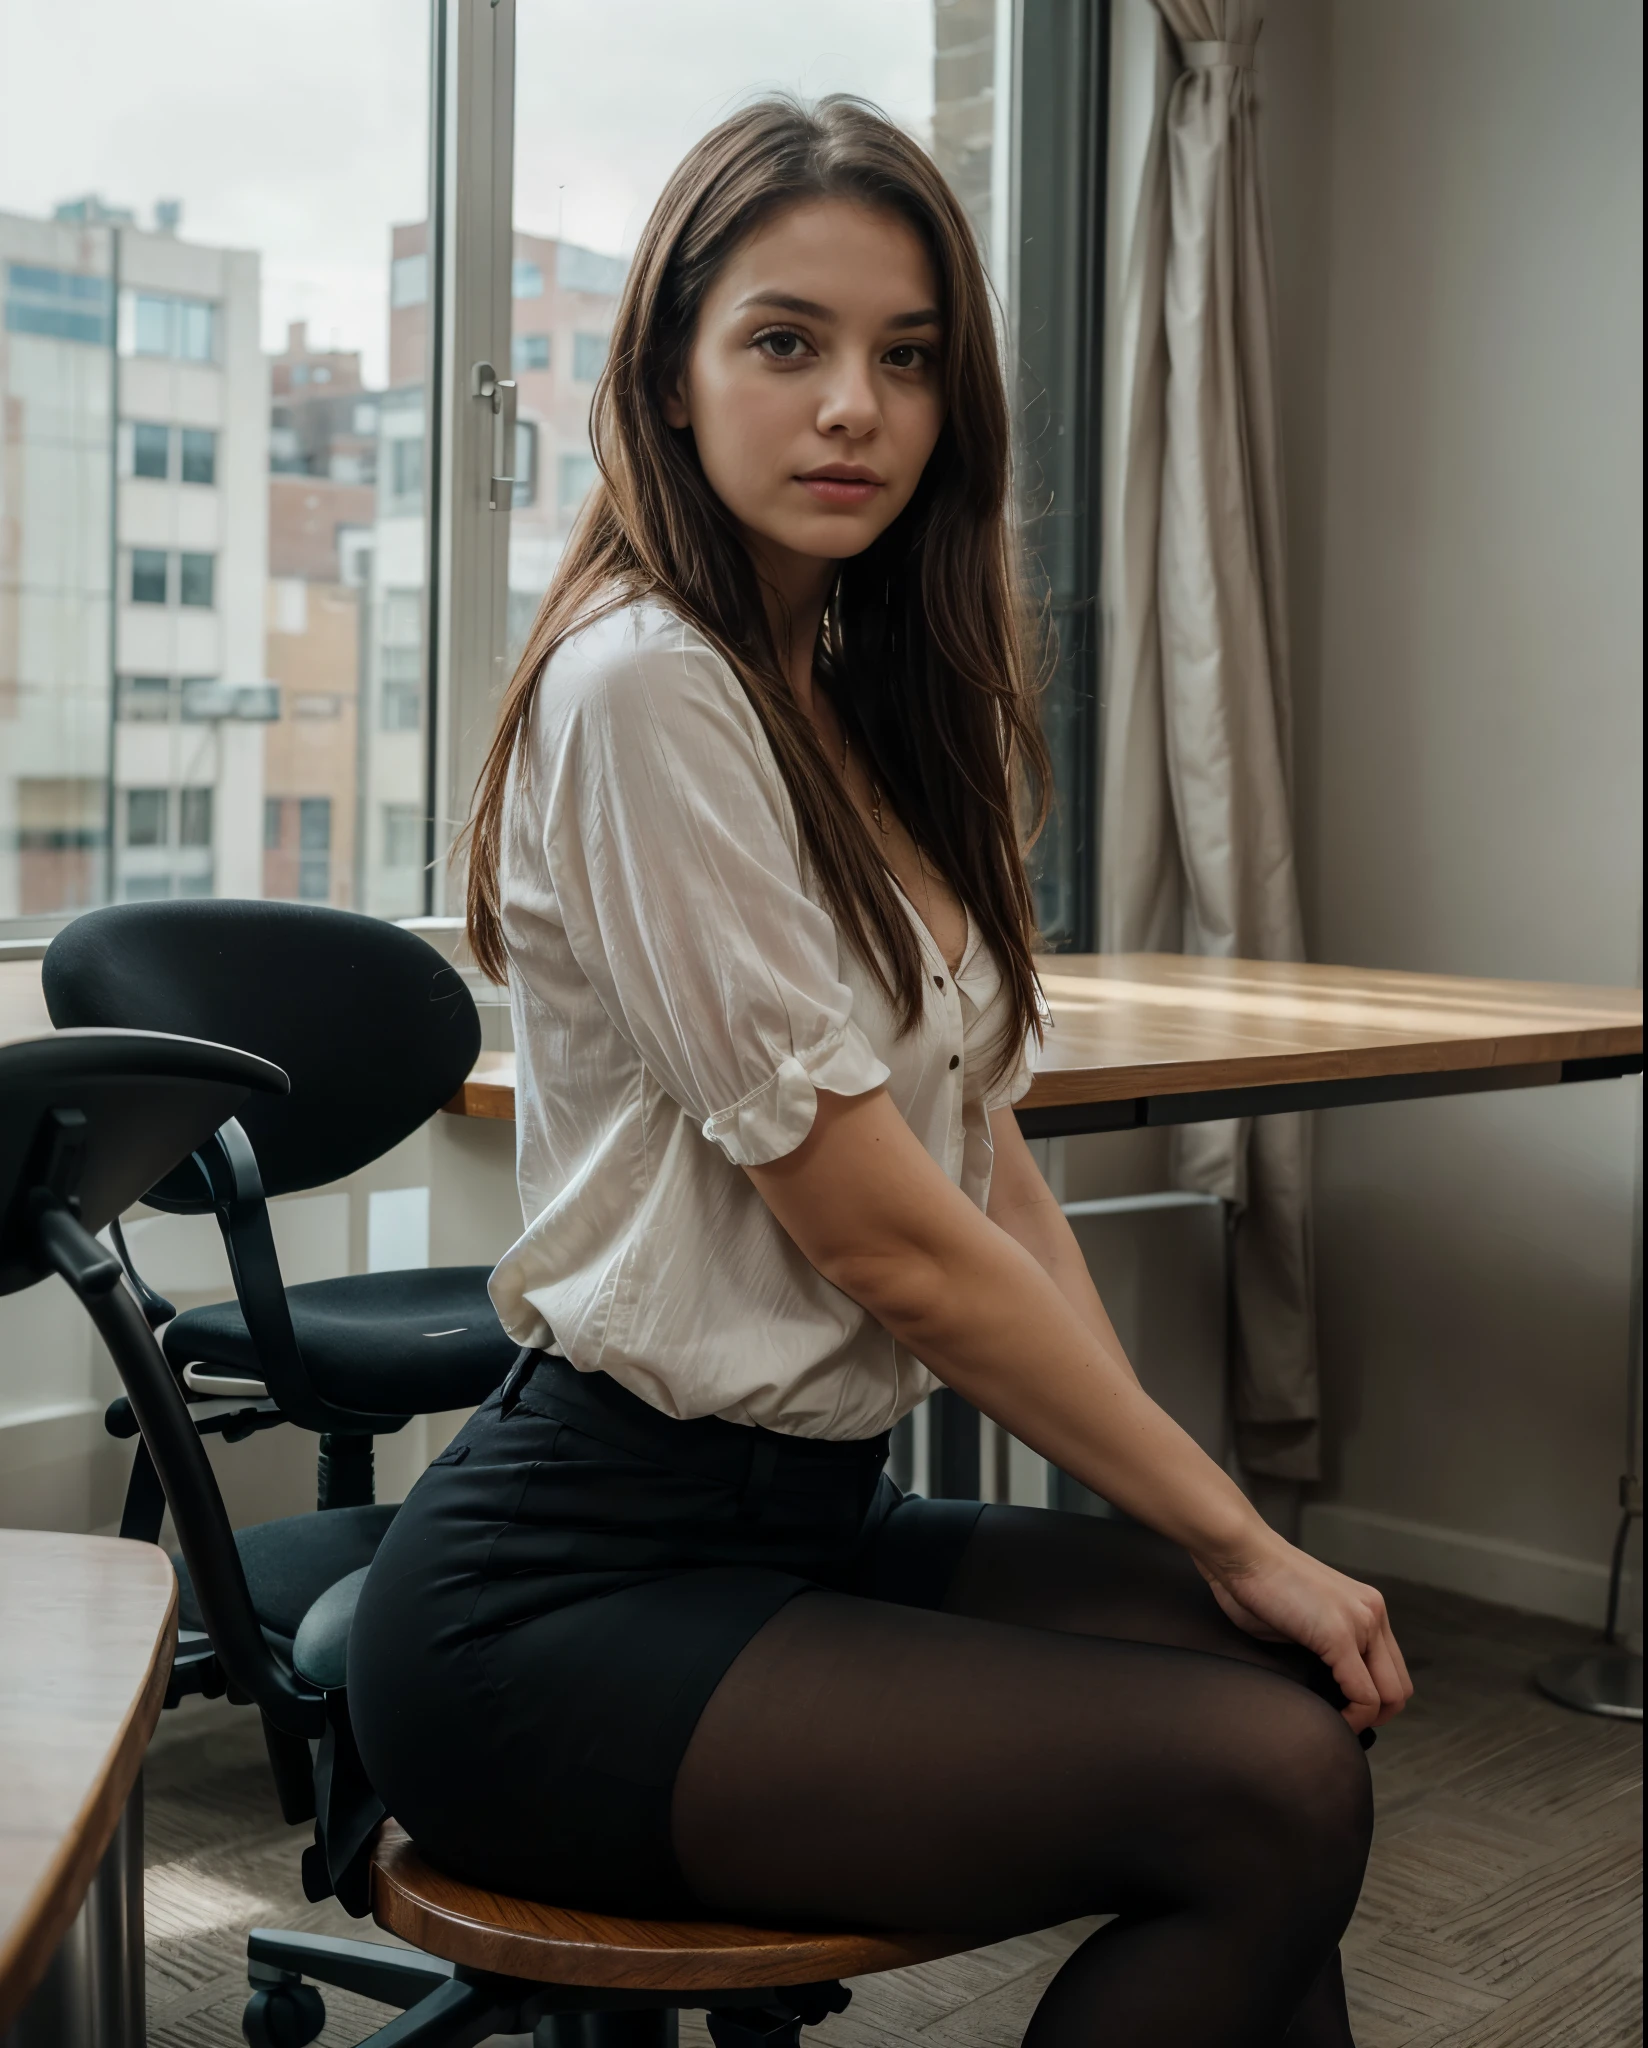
[
  {"left": 4, "top": 1030, "right": 963, "bottom": 2048},
  {"left": 43, "top": 900, "right": 519, "bottom": 1519}
]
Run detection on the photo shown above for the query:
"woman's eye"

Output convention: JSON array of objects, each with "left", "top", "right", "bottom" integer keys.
[
  {"left": 755, "top": 329, "right": 809, "bottom": 361},
  {"left": 884, "top": 343, "right": 932, "bottom": 370}
]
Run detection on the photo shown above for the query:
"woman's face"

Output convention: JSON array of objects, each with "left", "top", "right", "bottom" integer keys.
[{"left": 663, "top": 197, "right": 946, "bottom": 575}]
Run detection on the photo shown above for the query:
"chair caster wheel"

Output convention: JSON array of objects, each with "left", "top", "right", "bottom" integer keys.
[{"left": 243, "top": 1981, "right": 326, "bottom": 2048}]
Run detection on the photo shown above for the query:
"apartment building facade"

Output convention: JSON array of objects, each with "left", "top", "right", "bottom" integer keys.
[{"left": 0, "top": 200, "right": 267, "bottom": 918}]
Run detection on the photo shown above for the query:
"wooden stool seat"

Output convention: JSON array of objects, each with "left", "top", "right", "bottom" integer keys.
[{"left": 370, "top": 1822, "right": 959, "bottom": 1993}]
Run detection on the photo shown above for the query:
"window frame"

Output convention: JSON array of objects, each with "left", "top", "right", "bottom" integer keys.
[
  {"left": 1011, "top": 0, "right": 1110, "bottom": 953},
  {"left": 425, "top": 0, "right": 517, "bottom": 916}
]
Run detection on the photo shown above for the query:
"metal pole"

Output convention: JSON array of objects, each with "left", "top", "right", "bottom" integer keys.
[
  {"left": 2, "top": 1776, "right": 145, "bottom": 2048},
  {"left": 1535, "top": 1070, "right": 1644, "bottom": 1721}
]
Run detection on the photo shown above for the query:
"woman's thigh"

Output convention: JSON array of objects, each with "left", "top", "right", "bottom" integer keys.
[
  {"left": 670, "top": 1585, "right": 1371, "bottom": 1941},
  {"left": 942, "top": 1503, "right": 1346, "bottom": 1707}
]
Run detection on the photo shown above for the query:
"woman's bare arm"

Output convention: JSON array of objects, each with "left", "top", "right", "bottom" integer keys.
[
  {"left": 746, "top": 1086, "right": 1412, "bottom": 1731},
  {"left": 985, "top": 1105, "right": 1137, "bottom": 1384}
]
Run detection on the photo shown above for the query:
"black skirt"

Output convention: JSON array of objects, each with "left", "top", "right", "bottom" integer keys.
[{"left": 347, "top": 1354, "right": 984, "bottom": 1913}]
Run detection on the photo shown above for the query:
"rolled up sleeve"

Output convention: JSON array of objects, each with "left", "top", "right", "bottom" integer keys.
[{"left": 538, "top": 620, "right": 889, "bottom": 1166}]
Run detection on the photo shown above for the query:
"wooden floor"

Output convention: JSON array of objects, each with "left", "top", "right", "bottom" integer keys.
[{"left": 143, "top": 1579, "right": 1641, "bottom": 2047}]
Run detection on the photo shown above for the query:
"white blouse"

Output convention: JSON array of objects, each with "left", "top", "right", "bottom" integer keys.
[{"left": 488, "top": 597, "right": 1037, "bottom": 1441}]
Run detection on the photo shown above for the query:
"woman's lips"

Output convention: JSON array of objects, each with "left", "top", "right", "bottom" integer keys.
[{"left": 797, "top": 476, "right": 884, "bottom": 505}]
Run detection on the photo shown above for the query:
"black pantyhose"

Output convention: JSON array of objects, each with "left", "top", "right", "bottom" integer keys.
[{"left": 671, "top": 1506, "right": 1370, "bottom": 2047}]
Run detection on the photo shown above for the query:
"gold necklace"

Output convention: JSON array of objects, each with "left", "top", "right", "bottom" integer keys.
[
  {"left": 840, "top": 727, "right": 885, "bottom": 836},
  {"left": 843, "top": 727, "right": 940, "bottom": 923}
]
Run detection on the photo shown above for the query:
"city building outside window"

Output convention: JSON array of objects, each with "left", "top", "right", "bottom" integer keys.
[
  {"left": 557, "top": 451, "right": 597, "bottom": 517},
  {"left": 132, "top": 293, "right": 172, "bottom": 354},
  {"left": 511, "top": 258, "right": 544, "bottom": 299},
  {"left": 179, "top": 677, "right": 224, "bottom": 721},
  {"left": 382, "top": 803, "right": 423, "bottom": 869},
  {"left": 390, "top": 435, "right": 423, "bottom": 502},
  {"left": 298, "top": 797, "right": 332, "bottom": 901},
  {"left": 130, "top": 549, "right": 168, "bottom": 604},
  {"left": 178, "top": 787, "right": 213, "bottom": 848},
  {"left": 4, "top": 261, "right": 113, "bottom": 345},
  {"left": 390, "top": 252, "right": 427, "bottom": 308},
  {"left": 380, "top": 654, "right": 421, "bottom": 732},
  {"left": 178, "top": 552, "right": 215, "bottom": 608},
  {"left": 3, "top": 20, "right": 429, "bottom": 933},
  {"left": 129, "top": 290, "right": 219, "bottom": 361},
  {"left": 264, "top": 798, "right": 282, "bottom": 852},
  {"left": 512, "top": 420, "right": 537, "bottom": 509},
  {"left": 177, "top": 298, "right": 215, "bottom": 362},
  {"left": 119, "top": 675, "right": 173, "bottom": 722},
  {"left": 180, "top": 427, "right": 216, "bottom": 484},
  {"left": 512, "top": 331, "right": 550, "bottom": 373},
  {"left": 571, "top": 330, "right": 607, "bottom": 383},
  {"left": 125, "top": 789, "right": 168, "bottom": 847},
  {"left": 132, "top": 421, "right": 170, "bottom": 479}
]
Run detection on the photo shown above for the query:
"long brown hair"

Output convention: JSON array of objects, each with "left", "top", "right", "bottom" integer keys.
[{"left": 463, "top": 94, "right": 1050, "bottom": 1082}]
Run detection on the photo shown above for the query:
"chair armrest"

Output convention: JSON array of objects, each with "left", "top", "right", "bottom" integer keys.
[
  {"left": 34, "top": 1194, "right": 324, "bottom": 1740},
  {"left": 191, "top": 1119, "right": 407, "bottom": 1436}
]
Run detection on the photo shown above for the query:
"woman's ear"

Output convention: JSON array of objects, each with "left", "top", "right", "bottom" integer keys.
[{"left": 660, "top": 375, "right": 691, "bottom": 431}]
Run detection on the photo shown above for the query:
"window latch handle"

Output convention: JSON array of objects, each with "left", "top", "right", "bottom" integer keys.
[{"left": 471, "top": 361, "right": 518, "bottom": 509}]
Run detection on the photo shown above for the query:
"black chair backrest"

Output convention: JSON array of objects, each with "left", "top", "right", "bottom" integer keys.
[
  {"left": 1, "top": 1030, "right": 319, "bottom": 1742},
  {"left": 0, "top": 1031, "right": 288, "bottom": 1294},
  {"left": 44, "top": 902, "right": 481, "bottom": 1207}
]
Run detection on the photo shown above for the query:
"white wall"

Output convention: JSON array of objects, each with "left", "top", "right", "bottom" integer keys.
[{"left": 1262, "top": 0, "right": 1643, "bottom": 1621}]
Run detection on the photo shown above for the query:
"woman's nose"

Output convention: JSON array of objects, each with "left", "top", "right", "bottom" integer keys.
[{"left": 816, "top": 360, "right": 880, "bottom": 439}]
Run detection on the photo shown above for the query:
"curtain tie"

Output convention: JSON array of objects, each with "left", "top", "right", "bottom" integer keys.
[{"left": 1179, "top": 39, "right": 1256, "bottom": 70}]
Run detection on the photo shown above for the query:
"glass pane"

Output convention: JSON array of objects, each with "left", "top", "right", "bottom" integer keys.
[
  {"left": 0, "top": 2, "right": 433, "bottom": 927},
  {"left": 510, "top": 0, "right": 976, "bottom": 664}
]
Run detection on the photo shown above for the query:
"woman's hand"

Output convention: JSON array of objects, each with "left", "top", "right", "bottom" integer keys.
[{"left": 1201, "top": 1538, "right": 1414, "bottom": 1733}]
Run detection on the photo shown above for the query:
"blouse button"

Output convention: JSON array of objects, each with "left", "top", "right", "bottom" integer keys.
[
  {"left": 948, "top": 1054, "right": 960, "bottom": 1071},
  {"left": 933, "top": 974, "right": 945, "bottom": 989}
]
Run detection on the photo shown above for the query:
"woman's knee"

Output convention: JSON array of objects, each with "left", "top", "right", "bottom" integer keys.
[{"left": 1251, "top": 1687, "right": 1374, "bottom": 1911}]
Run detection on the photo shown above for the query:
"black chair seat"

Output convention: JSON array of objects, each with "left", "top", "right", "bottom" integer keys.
[
  {"left": 162, "top": 1266, "right": 516, "bottom": 1416},
  {"left": 292, "top": 1564, "right": 371, "bottom": 1691},
  {"left": 174, "top": 1505, "right": 396, "bottom": 1658}
]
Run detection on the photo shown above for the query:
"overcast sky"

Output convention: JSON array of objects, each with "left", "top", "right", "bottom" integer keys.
[{"left": 0, "top": 0, "right": 933, "bottom": 386}]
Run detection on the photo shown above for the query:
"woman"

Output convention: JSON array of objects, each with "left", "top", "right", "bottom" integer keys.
[{"left": 350, "top": 95, "right": 1409, "bottom": 2047}]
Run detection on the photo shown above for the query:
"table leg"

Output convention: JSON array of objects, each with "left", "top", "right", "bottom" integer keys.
[
  {"left": 2, "top": 1775, "right": 145, "bottom": 2048},
  {"left": 1536, "top": 1076, "right": 1644, "bottom": 1721}
]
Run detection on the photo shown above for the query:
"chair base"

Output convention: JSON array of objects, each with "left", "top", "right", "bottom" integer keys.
[{"left": 244, "top": 1928, "right": 846, "bottom": 2047}]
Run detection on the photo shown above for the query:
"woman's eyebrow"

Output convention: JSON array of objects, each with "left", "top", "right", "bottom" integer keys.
[{"left": 735, "top": 291, "right": 943, "bottom": 329}]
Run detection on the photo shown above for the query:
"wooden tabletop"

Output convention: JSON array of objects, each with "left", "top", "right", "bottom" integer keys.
[
  {"left": 0, "top": 1531, "right": 176, "bottom": 2031},
  {"left": 444, "top": 954, "right": 1644, "bottom": 1122}
]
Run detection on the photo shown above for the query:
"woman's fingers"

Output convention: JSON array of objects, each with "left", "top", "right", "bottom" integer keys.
[
  {"left": 1328, "top": 1638, "right": 1382, "bottom": 1733},
  {"left": 1364, "top": 1612, "right": 1414, "bottom": 1723},
  {"left": 1349, "top": 1582, "right": 1412, "bottom": 1723},
  {"left": 1204, "top": 1548, "right": 1416, "bottom": 1730}
]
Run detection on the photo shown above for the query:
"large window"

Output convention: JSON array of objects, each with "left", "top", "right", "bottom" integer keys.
[
  {"left": 2, "top": 2, "right": 1100, "bottom": 940},
  {"left": 0, "top": 0, "right": 432, "bottom": 927}
]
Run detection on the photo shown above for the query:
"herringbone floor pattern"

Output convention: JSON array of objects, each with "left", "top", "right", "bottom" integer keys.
[{"left": 144, "top": 1578, "right": 1641, "bottom": 2046}]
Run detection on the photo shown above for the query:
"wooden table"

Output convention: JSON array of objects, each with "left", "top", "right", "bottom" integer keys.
[
  {"left": 0, "top": 1530, "right": 176, "bottom": 2043},
  {"left": 440, "top": 953, "right": 1643, "bottom": 1519},
  {"left": 444, "top": 953, "right": 1644, "bottom": 1132}
]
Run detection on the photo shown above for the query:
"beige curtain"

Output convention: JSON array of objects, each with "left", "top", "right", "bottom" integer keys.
[{"left": 1099, "top": 0, "right": 1318, "bottom": 1483}]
